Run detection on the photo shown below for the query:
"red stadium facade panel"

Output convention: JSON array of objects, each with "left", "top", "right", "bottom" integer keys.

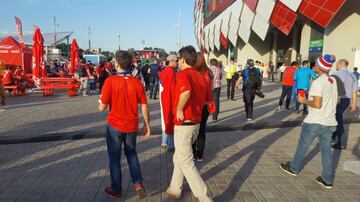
[
  {"left": 299, "top": 0, "right": 346, "bottom": 27},
  {"left": 270, "top": 1, "right": 297, "bottom": 35},
  {"left": 243, "top": 0, "right": 259, "bottom": 12}
]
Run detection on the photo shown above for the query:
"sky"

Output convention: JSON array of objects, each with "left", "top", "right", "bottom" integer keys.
[{"left": 0, "top": 0, "right": 197, "bottom": 52}]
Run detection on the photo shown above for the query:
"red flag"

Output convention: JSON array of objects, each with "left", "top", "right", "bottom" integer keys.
[
  {"left": 14, "top": 17, "right": 25, "bottom": 48},
  {"left": 32, "top": 28, "right": 45, "bottom": 86},
  {"left": 70, "top": 39, "right": 80, "bottom": 75}
]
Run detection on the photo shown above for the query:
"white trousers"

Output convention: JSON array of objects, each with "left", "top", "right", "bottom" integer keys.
[{"left": 169, "top": 124, "right": 213, "bottom": 202}]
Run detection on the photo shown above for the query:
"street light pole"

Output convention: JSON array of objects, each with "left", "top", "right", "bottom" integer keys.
[
  {"left": 88, "top": 27, "right": 91, "bottom": 51},
  {"left": 179, "top": 9, "right": 182, "bottom": 49},
  {"left": 118, "top": 35, "right": 121, "bottom": 50},
  {"left": 53, "top": 16, "right": 57, "bottom": 47}
]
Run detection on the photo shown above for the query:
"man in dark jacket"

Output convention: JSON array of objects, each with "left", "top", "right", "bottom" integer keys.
[{"left": 149, "top": 60, "right": 160, "bottom": 99}]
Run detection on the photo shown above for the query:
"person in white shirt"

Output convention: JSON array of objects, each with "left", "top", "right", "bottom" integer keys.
[{"left": 280, "top": 54, "right": 338, "bottom": 189}]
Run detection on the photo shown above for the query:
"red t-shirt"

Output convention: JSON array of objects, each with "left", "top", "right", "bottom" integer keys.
[
  {"left": 174, "top": 67, "right": 213, "bottom": 125},
  {"left": 282, "top": 66, "right": 297, "bottom": 86},
  {"left": 159, "top": 66, "right": 176, "bottom": 134},
  {"left": 100, "top": 75, "right": 147, "bottom": 132},
  {"left": 2, "top": 70, "right": 14, "bottom": 85},
  {"left": 97, "top": 66, "right": 105, "bottom": 77}
]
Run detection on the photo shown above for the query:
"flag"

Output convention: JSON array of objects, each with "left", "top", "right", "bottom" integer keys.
[{"left": 14, "top": 17, "right": 25, "bottom": 48}]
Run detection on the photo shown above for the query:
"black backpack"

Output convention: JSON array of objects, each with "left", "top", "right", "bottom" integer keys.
[{"left": 248, "top": 68, "right": 261, "bottom": 89}]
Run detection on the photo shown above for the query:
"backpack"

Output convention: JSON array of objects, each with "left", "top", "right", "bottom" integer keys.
[
  {"left": 330, "top": 75, "right": 346, "bottom": 97},
  {"left": 247, "top": 68, "right": 261, "bottom": 89}
]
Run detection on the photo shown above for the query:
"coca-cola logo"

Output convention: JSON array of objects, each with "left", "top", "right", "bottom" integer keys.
[{"left": 0, "top": 45, "right": 14, "bottom": 49}]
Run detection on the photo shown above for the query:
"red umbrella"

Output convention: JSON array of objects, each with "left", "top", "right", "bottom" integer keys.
[
  {"left": 69, "top": 39, "right": 79, "bottom": 75},
  {"left": 32, "top": 28, "right": 45, "bottom": 85}
]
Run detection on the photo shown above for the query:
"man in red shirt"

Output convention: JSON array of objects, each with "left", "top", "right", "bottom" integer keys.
[
  {"left": 2, "top": 66, "right": 14, "bottom": 86},
  {"left": 166, "top": 46, "right": 213, "bottom": 202},
  {"left": 277, "top": 61, "right": 299, "bottom": 110},
  {"left": 158, "top": 54, "right": 177, "bottom": 152},
  {"left": 98, "top": 51, "right": 150, "bottom": 200}
]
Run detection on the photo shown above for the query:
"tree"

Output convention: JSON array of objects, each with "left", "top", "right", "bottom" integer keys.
[
  {"left": 56, "top": 42, "right": 70, "bottom": 58},
  {"left": 101, "top": 51, "right": 114, "bottom": 61},
  {"left": 79, "top": 48, "right": 85, "bottom": 59}
]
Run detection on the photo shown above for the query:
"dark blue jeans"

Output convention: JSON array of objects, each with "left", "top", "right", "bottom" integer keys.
[
  {"left": 150, "top": 78, "right": 159, "bottom": 99},
  {"left": 212, "top": 88, "right": 221, "bottom": 120},
  {"left": 106, "top": 125, "right": 143, "bottom": 192},
  {"left": 332, "top": 98, "right": 351, "bottom": 148},
  {"left": 290, "top": 123, "right": 336, "bottom": 184},
  {"left": 88, "top": 78, "right": 96, "bottom": 91},
  {"left": 279, "top": 85, "right": 293, "bottom": 109}
]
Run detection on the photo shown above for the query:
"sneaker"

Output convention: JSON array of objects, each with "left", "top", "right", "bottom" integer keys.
[
  {"left": 196, "top": 157, "right": 204, "bottom": 162},
  {"left": 135, "top": 183, "right": 147, "bottom": 200},
  {"left": 279, "top": 161, "right": 297, "bottom": 176},
  {"left": 332, "top": 143, "right": 346, "bottom": 150},
  {"left": 231, "top": 99, "right": 237, "bottom": 101},
  {"left": 276, "top": 106, "right": 283, "bottom": 110},
  {"left": 166, "top": 187, "right": 181, "bottom": 199},
  {"left": 293, "top": 111, "right": 301, "bottom": 115},
  {"left": 315, "top": 176, "right": 333, "bottom": 189},
  {"left": 104, "top": 187, "right": 122, "bottom": 199},
  {"left": 247, "top": 118, "right": 253, "bottom": 121}
]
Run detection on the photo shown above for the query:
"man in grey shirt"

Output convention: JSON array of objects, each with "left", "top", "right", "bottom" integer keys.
[{"left": 332, "top": 59, "right": 358, "bottom": 150}]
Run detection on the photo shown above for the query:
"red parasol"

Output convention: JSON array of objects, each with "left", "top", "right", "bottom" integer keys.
[
  {"left": 69, "top": 39, "right": 80, "bottom": 75},
  {"left": 32, "top": 28, "right": 45, "bottom": 85}
]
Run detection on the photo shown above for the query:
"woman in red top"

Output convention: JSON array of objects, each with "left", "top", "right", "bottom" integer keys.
[{"left": 192, "top": 53, "right": 214, "bottom": 162}]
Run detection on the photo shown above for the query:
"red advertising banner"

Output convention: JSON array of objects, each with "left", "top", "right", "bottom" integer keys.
[
  {"left": 204, "top": 0, "right": 237, "bottom": 25},
  {"left": 14, "top": 17, "right": 25, "bottom": 48}
]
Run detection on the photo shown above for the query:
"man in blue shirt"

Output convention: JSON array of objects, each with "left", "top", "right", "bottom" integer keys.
[
  {"left": 332, "top": 59, "right": 358, "bottom": 150},
  {"left": 353, "top": 67, "right": 360, "bottom": 80},
  {"left": 149, "top": 59, "right": 160, "bottom": 99},
  {"left": 293, "top": 60, "right": 317, "bottom": 114}
]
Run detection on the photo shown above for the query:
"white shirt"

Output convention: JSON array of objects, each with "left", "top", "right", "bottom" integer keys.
[
  {"left": 280, "top": 65, "right": 286, "bottom": 72},
  {"left": 304, "top": 75, "right": 338, "bottom": 126}
]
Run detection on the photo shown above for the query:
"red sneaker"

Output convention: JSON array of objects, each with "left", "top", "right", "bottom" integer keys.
[
  {"left": 135, "top": 183, "right": 147, "bottom": 200},
  {"left": 104, "top": 187, "right": 121, "bottom": 199}
]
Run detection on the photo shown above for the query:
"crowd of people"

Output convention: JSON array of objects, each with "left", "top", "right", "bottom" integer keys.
[
  {"left": 1, "top": 45, "right": 359, "bottom": 201},
  {"left": 92, "top": 43, "right": 359, "bottom": 201}
]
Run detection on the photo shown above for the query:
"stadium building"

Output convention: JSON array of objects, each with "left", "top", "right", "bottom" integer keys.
[{"left": 194, "top": 0, "right": 360, "bottom": 69}]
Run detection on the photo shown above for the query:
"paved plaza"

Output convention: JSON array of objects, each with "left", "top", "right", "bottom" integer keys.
[{"left": 0, "top": 82, "right": 359, "bottom": 201}]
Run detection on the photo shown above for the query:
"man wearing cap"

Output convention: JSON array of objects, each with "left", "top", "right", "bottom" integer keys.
[
  {"left": 241, "top": 59, "right": 262, "bottom": 121},
  {"left": 331, "top": 59, "right": 358, "bottom": 150},
  {"left": 280, "top": 54, "right": 338, "bottom": 189},
  {"left": 224, "top": 57, "right": 237, "bottom": 101},
  {"left": 158, "top": 55, "right": 177, "bottom": 152}
]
